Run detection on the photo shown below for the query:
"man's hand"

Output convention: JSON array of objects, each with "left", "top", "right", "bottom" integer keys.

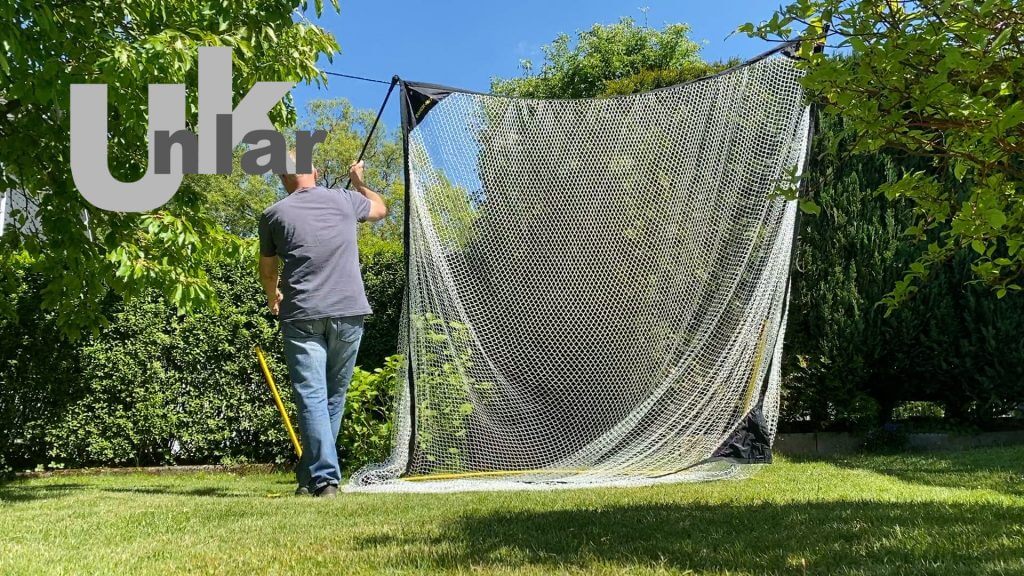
[
  {"left": 349, "top": 160, "right": 366, "bottom": 187},
  {"left": 267, "top": 289, "right": 283, "bottom": 316}
]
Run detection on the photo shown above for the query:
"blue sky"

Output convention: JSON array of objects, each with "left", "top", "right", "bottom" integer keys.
[{"left": 291, "top": 1, "right": 780, "bottom": 133}]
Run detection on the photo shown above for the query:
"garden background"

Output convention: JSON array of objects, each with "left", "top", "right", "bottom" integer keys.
[{"left": 2, "top": 18, "right": 1022, "bottom": 476}]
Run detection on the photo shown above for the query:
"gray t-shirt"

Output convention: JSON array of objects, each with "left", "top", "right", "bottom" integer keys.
[{"left": 258, "top": 186, "right": 373, "bottom": 321}]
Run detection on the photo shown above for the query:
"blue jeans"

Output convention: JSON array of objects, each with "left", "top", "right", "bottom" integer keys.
[{"left": 281, "top": 316, "right": 364, "bottom": 491}]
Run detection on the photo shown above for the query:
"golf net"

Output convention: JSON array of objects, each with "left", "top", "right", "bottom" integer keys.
[{"left": 348, "top": 46, "right": 811, "bottom": 492}]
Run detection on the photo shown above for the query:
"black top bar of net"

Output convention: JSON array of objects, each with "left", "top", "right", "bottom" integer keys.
[
  {"left": 323, "top": 70, "right": 394, "bottom": 85},
  {"left": 399, "top": 39, "right": 804, "bottom": 100}
]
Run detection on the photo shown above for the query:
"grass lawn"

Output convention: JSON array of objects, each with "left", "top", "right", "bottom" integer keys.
[{"left": 1, "top": 446, "right": 1023, "bottom": 575}]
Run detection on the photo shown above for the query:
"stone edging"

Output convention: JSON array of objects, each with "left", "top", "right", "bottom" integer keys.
[{"left": 774, "top": 430, "right": 1024, "bottom": 455}]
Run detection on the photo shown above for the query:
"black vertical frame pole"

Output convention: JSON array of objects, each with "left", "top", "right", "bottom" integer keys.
[{"left": 399, "top": 80, "right": 418, "bottom": 477}]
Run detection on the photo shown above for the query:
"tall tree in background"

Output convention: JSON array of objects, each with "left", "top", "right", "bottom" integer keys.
[
  {"left": 0, "top": 0, "right": 339, "bottom": 337},
  {"left": 744, "top": 1, "right": 1024, "bottom": 307},
  {"left": 788, "top": 111, "right": 1024, "bottom": 426},
  {"left": 188, "top": 167, "right": 279, "bottom": 239},
  {"left": 492, "top": 18, "right": 733, "bottom": 98},
  {"left": 196, "top": 98, "right": 405, "bottom": 241}
]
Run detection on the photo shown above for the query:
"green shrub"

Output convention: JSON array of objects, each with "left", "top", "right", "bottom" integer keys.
[
  {"left": 45, "top": 259, "right": 293, "bottom": 467},
  {"left": 0, "top": 249, "right": 406, "bottom": 472},
  {"left": 893, "top": 401, "right": 946, "bottom": 421},
  {"left": 339, "top": 355, "right": 400, "bottom": 474},
  {"left": 784, "top": 111, "right": 1024, "bottom": 429},
  {"left": 0, "top": 259, "right": 84, "bottom": 473},
  {"left": 358, "top": 239, "right": 405, "bottom": 369}
]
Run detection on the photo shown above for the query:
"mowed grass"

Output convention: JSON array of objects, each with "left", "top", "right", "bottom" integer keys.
[{"left": 1, "top": 447, "right": 1023, "bottom": 575}]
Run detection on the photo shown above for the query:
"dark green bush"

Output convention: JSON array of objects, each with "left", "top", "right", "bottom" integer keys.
[
  {"left": 358, "top": 239, "right": 405, "bottom": 369},
  {"left": 784, "top": 111, "right": 1024, "bottom": 430},
  {"left": 27, "top": 259, "right": 294, "bottom": 468},
  {"left": 0, "top": 244, "right": 405, "bottom": 473},
  {"left": 0, "top": 256, "right": 85, "bottom": 473}
]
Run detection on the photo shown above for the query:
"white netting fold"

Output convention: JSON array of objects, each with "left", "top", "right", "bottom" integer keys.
[{"left": 348, "top": 52, "right": 810, "bottom": 492}]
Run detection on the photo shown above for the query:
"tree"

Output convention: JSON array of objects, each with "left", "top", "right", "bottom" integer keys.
[
  {"left": 784, "top": 111, "right": 946, "bottom": 426},
  {"left": 786, "top": 113, "right": 1024, "bottom": 426},
  {"left": 743, "top": 1, "right": 1024, "bottom": 307},
  {"left": 491, "top": 18, "right": 732, "bottom": 98},
  {"left": 0, "top": 0, "right": 340, "bottom": 337},
  {"left": 189, "top": 169, "right": 279, "bottom": 239},
  {"left": 194, "top": 98, "right": 406, "bottom": 240}
]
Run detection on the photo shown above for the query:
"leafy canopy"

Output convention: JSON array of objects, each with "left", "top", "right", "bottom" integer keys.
[
  {"left": 0, "top": 0, "right": 340, "bottom": 337},
  {"left": 742, "top": 0, "right": 1024, "bottom": 306},
  {"left": 491, "top": 18, "right": 733, "bottom": 99}
]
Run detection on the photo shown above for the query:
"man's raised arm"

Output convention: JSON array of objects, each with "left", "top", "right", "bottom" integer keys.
[{"left": 349, "top": 160, "right": 388, "bottom": 222}]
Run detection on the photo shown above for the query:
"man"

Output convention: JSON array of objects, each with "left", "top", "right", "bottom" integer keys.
[{"left": 258, "top": 159, "right": 387, "bottom": 497}]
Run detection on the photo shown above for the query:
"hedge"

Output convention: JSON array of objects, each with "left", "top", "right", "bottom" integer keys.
[
  {"left": 0, "top": 243, "right": 402, "bottom": 474},
  {"left": 783, "top": 111, "right": 1024, "bottom": 429}
]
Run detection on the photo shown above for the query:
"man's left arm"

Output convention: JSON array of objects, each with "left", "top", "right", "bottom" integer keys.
[
  {"left": 259, "top": 256, "right": 282, "bottom": 316},
  {"left": 257, "top": 213, "right": 283, "bottom": 315}
]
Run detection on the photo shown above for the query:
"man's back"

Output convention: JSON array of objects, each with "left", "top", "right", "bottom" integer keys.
[{"left": 258, "top": 186, "right": 372, "bottom": 321}]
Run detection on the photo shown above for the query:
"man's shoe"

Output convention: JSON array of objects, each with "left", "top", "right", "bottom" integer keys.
[
  {"left": 314, "top": 484, "right": 338, "bottom": 498},
  {"left": 295, "top": 486, "right": 310, "bottom": 496}
]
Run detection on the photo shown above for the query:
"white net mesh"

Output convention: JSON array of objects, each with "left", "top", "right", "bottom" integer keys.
[{"left": 348, "top": 51, "right": 810, "bottom": 492}]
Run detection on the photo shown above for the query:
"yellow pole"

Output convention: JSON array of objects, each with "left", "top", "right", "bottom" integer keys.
[
  {"left": 255, "top": 346, "right": 303, "bottom": 458},
  {"left": 741, "top": 322, "right": 770, "bottom": 413}
]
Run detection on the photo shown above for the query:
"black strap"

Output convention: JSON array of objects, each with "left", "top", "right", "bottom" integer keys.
[{"left": 343, "top": 75, "right": 400, "bottom": 189}]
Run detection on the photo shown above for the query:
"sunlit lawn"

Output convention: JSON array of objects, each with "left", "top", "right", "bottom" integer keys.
[{"left": 1, "top": 446, "right": 1023, "bottom": 575}]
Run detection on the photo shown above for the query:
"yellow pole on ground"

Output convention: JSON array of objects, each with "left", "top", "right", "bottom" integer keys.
[
  {"left": 255, "top": 346, "right": 302, "bottom": 458},
  {"left": 741, "top": 322, "right": 770, "bottom": 413}
]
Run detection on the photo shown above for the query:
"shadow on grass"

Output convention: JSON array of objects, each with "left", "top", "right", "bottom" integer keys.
[
  {"left": 821, "top": 446, "right": 1024, "bottom": 497},
  {"left": 360, "top": 500, "right": 1024, "bottom": 574},
  {"left": 0, "top": 478, "right": 295, "bottom": 502},
  {"left": 99, "top": 486, "right": 254, "bottom": 498},
  {"left": 0, "top": 482, "right": 90, "bottom": 503}
]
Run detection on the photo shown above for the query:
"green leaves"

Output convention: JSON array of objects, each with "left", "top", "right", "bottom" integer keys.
[
  {"left": 491, "top": 18, "right": 718, "bottom": 99},
  {"left": 341, "top": 355, "right": 400, "bottom": 472},
  {"left": 985, "top": 209, "right": 1007, "bottom": 230},
  {"left": 799, "top": 199, "right": 822, "bottom": 216},
  {"left": 995, "top": 100, "right": 1024, "bottom": 133},
  {"left": 0, "top": 0, "right": 341, "bottom": 338},
  {"left": 746, "top": 0, "right": 1024, "bottom": 306}
]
